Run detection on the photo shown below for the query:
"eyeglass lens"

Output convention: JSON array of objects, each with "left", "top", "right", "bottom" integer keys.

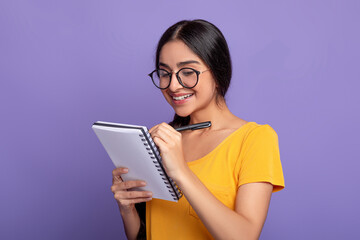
[{"left": 152, "top": 68, "right": 198, "bottom": 89}]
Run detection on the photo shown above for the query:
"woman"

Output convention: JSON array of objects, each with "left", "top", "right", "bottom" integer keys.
[{"left": 111, "top": 19, "right": 284, "bottom": 240}]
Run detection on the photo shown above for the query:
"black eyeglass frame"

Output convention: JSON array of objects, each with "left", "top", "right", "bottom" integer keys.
[{"left": 148, "top": 67, "right": 209, "bottom": 90}]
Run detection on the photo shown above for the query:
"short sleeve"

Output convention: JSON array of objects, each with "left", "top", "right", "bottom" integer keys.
[{"left": 237, "top": 124, "right": 285, "bottom": 192}]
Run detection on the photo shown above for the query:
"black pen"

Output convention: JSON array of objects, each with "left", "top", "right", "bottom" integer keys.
[{"left": 175, "top": 121, "right": 212, "bottom": 132}]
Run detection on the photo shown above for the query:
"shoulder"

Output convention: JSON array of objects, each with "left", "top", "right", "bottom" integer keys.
[
  {"left": 229, "top": 120, "right": 278, "bottom": 139},
  {"left": 247, "top": 123, "right": 278, "bottom": 141},
  {"left": 226, "top": 122, "right": 279, "bottom": 152},
  {"left": 245, "top": 123, "right": 278, "bottom": 140},
  {"left": 237, "top": 123, "right": 280, "bottom": 157},
  {"left": 224, "top": 116, "right": 277, "bottom": 135}
]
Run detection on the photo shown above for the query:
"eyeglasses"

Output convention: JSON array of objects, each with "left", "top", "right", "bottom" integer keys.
[{"left": 148, "top": 67, "right": 209, "bottom": 89}]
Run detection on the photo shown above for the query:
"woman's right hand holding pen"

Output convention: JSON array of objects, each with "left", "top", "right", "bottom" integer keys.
[{"left": 111, "top": 167, "right": 153, "bottom": 212}]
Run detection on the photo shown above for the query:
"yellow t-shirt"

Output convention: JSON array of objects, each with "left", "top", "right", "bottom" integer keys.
[{"left": 146, "top": 122, "right": 285, "bottom": 239}]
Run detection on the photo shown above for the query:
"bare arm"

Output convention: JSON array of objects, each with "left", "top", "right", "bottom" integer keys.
[
  {"left": 176, "top": 168, "right": 272, "bottom": 240},
  {"left": 117, "top": 203, "right": 141, "bottom": 240},
  {"left": 111, "top": 168, "right": 152, "bottom": 240}
]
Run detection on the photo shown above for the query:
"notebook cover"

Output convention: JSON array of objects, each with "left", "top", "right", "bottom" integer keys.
[{"left": 92, "top": 121, "right": 182, "bottom": 202}]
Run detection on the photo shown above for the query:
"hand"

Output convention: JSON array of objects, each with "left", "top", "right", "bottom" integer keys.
[
  {"left": 149, "top": 122, "right": 188, "bottom": 181},
  {"left": 111, "top": 167, "right": 153, "bottom": 213}
]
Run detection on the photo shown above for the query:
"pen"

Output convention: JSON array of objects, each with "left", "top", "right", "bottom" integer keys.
[{"left": 175, "top": 121, "right": 212, "bottom": 132}]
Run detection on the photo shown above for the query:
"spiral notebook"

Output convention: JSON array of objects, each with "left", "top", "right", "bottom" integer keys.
[{"left": 92, "top": 121, "right": 182, "bottom": 202}]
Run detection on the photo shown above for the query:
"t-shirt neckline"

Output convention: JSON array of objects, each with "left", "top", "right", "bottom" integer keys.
[{"left": 187, "top": 121, "right": 257, "bottom": 165}]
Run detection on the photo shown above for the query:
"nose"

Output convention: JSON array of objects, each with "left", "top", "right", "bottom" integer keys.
[{"left": 168, "top": 72, "right": 183, "bottom": 92}]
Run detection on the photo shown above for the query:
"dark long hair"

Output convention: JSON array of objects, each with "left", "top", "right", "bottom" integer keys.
[{"left": 155, "top": 19, "right": 232, "bottom": 127}]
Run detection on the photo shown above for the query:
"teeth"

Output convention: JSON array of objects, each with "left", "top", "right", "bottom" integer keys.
[{"left": 173, "top": 94, "right": 193, "bottom": 101}]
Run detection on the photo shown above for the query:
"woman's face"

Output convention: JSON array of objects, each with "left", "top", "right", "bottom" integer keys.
[{"left": 158, "top": 40, "right": 218, "bottom": 117}]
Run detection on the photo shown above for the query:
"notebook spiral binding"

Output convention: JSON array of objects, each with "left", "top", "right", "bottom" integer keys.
[{"left": 139, "top": 133, "right": 183, "bottom": 201}]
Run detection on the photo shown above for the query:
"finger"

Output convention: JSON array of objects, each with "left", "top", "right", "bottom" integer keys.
[
  {"left": 111, "top": 180, "right": 147, "bottom": 192},
  {"left": 112, "top": 167, "right": 129, "bottom": 177},
  {"left": 117, "top": 197, "right": 153, "bottom": 205},
  {"left": 152, "top": 135, "right": 167, "bottom": 152},
  {"left": 149, "top": 123, "right": 161, "bottom": 134},
  {"left": 158, "top": 122, "right": 178, "bottom": 134},
  {"left": 157, "top": 123, "right": 181, "bottom": 139},
  {"left": 112, "top": 175, "right": 123, "bottom": 185},
  {"left": 114, "top": 190, "right": 153, "bottom": 199},
  {"left": 151, "top": 127, "right": 174, "bottom": 144},
  {"left": 154, "top": 122, "right": 180, "bottom": 137},
  {"left": 112, "top": 168, "right": 129, "bottom": 184},
  {"left": 150, "top": 122, "right": 175, "bottom": 134}
]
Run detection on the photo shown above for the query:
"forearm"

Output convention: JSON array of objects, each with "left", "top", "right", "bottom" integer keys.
[
  {"left": 117, "top": 203, "right": 141, "bottom": 240},
  {"left": 175, "top": 169, "right": 262, "bottom": 240}
]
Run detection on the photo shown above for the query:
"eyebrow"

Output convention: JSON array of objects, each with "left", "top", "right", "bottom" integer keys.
[{"left": 159, "top": 60, "right": 201, "bottom": 69}]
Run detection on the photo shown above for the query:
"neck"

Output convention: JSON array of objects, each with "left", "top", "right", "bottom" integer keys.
[{"left": 189, "top": 98, "right": 234, "bottom": 130}]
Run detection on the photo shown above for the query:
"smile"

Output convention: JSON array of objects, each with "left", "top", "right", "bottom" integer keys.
[{"left": 172, "top": 93, "right": 194, "bottom": 101}]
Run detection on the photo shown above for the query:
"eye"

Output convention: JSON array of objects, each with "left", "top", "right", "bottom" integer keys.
[
  {"left": 158, "top": 69, "right": 170, "bottom": 78},
  {"left": 181, "top": 70, "right": 195, "bottom": 77}
]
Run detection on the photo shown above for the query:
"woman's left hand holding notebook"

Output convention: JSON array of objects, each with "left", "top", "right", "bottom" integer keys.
[{"left": 111, "top": 167, "right": 153, "bottom": 211}]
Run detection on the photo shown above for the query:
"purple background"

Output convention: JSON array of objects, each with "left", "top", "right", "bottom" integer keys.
[{"left": 1, "top": 1, "right": 359, "bottom": 239}]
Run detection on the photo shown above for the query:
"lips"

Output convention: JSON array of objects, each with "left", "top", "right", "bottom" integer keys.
[
  {"left": 169, "top": 93, "right": 194, "bottom": 105},
  {"left": 172, "top": 93, "right": 193, "bottom": 101}
]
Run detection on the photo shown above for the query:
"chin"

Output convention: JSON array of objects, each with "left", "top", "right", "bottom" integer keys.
[
  {"left": 174, "top": 107, "right": 192, "bottom": 118},
  {"left": 175, "top": 112, "right": 190, "bottom": 117}
]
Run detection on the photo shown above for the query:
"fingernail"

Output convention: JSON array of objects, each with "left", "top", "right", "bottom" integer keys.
[
  {"left": 141, "top": 181, "right": 146, "bottom": 186},
  {"left": 146, "top": 192, "right": 153, "bottom": 196},
  {"left": 123, "top": 168, "right": 128, "bottom": 172}
]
